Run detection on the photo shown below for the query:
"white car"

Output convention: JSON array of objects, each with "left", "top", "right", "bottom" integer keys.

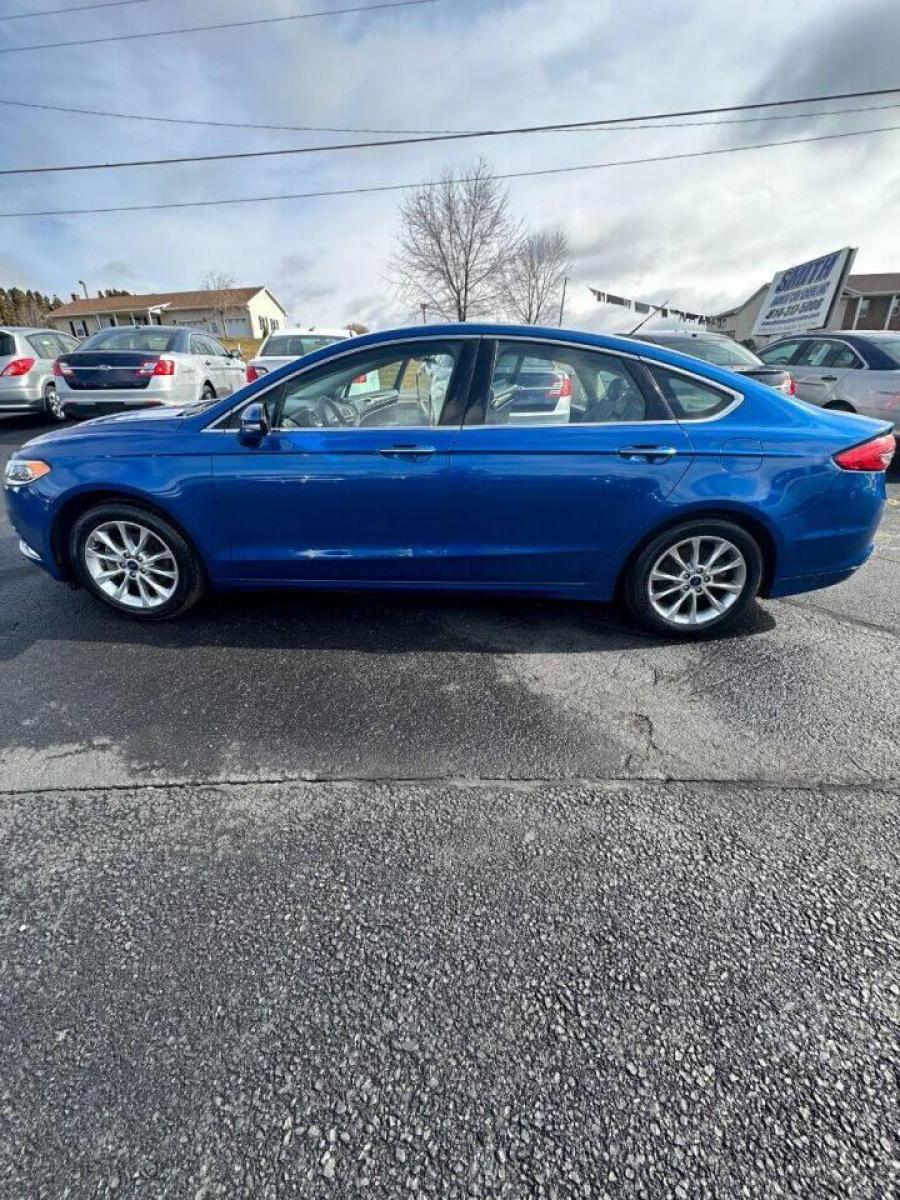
[{"left": 245, "top": 327, "right": 361, "bottom": 383}]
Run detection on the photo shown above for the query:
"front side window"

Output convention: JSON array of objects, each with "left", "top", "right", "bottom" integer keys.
[
  {"left": 647, "top": 365, "right": 735, "bottom": 420},
  {"left": 270, "top": 341, "right": 463, "bottom": 430},
  {"left": 486, "top": 342, "right": 654, "bottom": 425},
  {"left": 758, "top": 339, "right": 802, "bottom": 365}
]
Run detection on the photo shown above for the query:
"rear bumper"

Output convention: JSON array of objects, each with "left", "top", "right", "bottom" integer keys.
[{"left": 57, "top": 380, "right": 197, "bottom": 414}]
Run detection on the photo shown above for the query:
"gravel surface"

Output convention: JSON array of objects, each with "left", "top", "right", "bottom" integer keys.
[{"left": 0, "top": 415, "right": 898, "bottom": 1198}]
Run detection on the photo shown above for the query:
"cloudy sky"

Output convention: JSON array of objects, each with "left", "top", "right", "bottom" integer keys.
[{"left": 1, "top": 0, "right": 898, "bottom": 332}]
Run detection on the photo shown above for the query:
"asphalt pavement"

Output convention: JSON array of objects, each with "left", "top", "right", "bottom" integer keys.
[{"left": 0, "top": 413, "right": 898, "bottom": 1198}]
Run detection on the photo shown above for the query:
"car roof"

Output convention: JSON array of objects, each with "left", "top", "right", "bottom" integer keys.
[
  {"left": 0, "top": 325, "right": 56, "bottom": 335},
  {"left": 639, "top": 329, "right": 732, "bottom": 340},
  {"left": 267, "top": 327, "right": 350, "bottom": 337}
]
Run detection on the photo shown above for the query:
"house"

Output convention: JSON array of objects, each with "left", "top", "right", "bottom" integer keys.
[
  {"left": 47, "top": 286, "right": 288, "bottom": 340},
  {"left": 714, "top": 272, "right": 900, "bottom": 345}
]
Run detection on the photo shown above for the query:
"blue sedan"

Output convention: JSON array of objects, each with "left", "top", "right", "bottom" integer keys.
[{"left": 3, "top": 324, "right": 894, "bottom": 637}]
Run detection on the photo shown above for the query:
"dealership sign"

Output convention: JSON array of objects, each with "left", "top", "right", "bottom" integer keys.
[{"left": 752, "top": 247, "right": 856, "bottom": 337}]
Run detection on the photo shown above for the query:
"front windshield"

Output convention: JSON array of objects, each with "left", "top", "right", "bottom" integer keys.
[
  {"left": 260, "top": 334, "right": 341, "bottom": 358},
  {"left": 79, "top": 328, "right": 180, "bottom": 353},
  {"left": 653, "top": 337, "right": 762, "bottom": 368}
]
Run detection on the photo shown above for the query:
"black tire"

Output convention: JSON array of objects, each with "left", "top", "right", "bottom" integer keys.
[
  {"left": 43, "top": 382, "right": 66, "bottom": 422},
  {"left": 201, "top": 383, "right": 216, "bottom": 402},
  {"left": 825, "top": 400, "right": 855, "bottom": 412},
  {"left": 69, "top": 502, "right": 206, "bottom": 620},
  {"left": 623, "top": 519, "right": 763, "bottom": 638}
]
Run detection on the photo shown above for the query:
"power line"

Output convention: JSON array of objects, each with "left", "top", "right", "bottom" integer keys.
[
  {"left": 3, "top": 121, "right": 897, "bottom": 219},
  {"left": 1, "top": 93, "right": 898, "bottom": 137},
  {"left": 3, "top": 86, "right": 900, "bottom": 176},
  {"left": 0, "top": 0, "right": 436, "bottom": 52},
  {"left": 6, "top": 0, "right": 157, "bottom": 20}
]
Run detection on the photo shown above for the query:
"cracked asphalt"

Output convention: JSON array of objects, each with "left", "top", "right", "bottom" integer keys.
[{"left": 0, "top": 414, "right": 898, "bottom": 1198}]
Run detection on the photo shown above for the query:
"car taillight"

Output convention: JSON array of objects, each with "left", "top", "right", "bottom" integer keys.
[
  {"left": 53, "top": 359, "right": 73, "bottom": 377},
  {"left": 833, "top": 432, "right": 895, "bottom": 472},
  {"left": 1, "top": 357, "right": 36, "bottom": 377},
  {"left": 246, "top": 364, "right": 268, "bottom": 383},
  {"left": 780, "top": 374, "right": 796, "bottom": 396},
  {"left": 137, "top": 358, "right": 176, "bottom": 377},
  {"left": 547, "top": 375, "right": 572, "bottom": 400}
]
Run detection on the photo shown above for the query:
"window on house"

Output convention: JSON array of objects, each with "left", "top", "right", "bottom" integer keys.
[{"left": 858, "top": 297, "right": 871, "bottom": 319}]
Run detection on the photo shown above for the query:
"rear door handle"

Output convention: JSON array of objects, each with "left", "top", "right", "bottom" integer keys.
[
  {"left": 377, "top": 444, "right": 437, "bottom": 461},
  {"left": 820, "top": 375, "right": 838, "bottom": 382},
  {"left": 616, "top": 445, "right": 679, "bottom": 462}
]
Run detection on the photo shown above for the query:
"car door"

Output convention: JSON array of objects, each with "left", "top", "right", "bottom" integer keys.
[
  {"left": 209, "top": 336, "right": 477, "bottom": 581},
  {"left": 781, "top": 338, "right": 835, "bottom": 406},
  {"left": 817, "top": 339, "right": 865, "bottom": 405},
  {"left": 444, "top": 338, "right": 694, "bottom": 589},
  {"left": 208, "top": 335, "right": 243, "bottom": 395}
]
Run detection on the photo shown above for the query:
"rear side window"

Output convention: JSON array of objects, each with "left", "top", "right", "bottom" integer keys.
[
  {"left": 486, "top": 341, "right": 660, "bottom": 425},
  {"left": 0, "top": 332, "right": 16, "bottom": 357},
  {"left": 648, "top": 365, "right": 736, "bottom": 420},
  {"left": 759, "top": 339, "right": 802, "bottom": 365},
  {"left": 825, "top": 343, "right": 862, "bottom": 369},
  {"left": 793, "top": 340, "right": 832, "bottom": 367},
  {"left": 27, "top": 332, "right": 60, "bottom": 360}
]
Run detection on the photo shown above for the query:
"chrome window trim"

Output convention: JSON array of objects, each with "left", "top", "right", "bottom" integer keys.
[{"left": 201, "top": 332, "right": 481, "bottom": 433}]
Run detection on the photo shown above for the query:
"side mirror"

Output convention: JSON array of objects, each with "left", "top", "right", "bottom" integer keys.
[
  {"left": 229, "top": 347, "right": 244, "bottom": 359},
  {"left": 239, "top": 402, "right": 269, "bottom": 445}
]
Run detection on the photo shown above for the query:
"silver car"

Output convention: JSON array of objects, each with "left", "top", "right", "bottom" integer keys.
[
  {"left": 0, "top": 326, "right": 80, "bottom": 421},
  {"left": 245, "top": 327, "right": 353, "bottom": 383},
  {"left": 55, "top": 325, "right": 245, "bottom": 418},
  {"left": 758, "top": 332, "right": 900, "bottom": 430}
]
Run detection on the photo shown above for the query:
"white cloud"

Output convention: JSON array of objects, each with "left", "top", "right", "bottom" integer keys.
[{"left": 1, "top": 0, "right": 897, "bottom": 331}]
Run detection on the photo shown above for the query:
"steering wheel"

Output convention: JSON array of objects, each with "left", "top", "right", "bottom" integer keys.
[{"left": 319, "top": 394, "right": 353, "bottom": 427}]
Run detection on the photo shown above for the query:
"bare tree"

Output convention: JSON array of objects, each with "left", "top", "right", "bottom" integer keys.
[
  {"left": 390, "top": 158, "right": 521, "bottom": 321},
  {"left": 201, "top": 271, "right": 237, "bottom": 336},
  {"left": 499, "top": 228, "right": 569, "bottom": 325}
]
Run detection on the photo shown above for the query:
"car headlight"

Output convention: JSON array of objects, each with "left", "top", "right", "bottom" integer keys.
[{"left": 4, "top": 459, "right": 51, "bottom": 487}]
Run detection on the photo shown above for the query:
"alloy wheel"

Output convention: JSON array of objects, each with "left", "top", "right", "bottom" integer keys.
[
  {"left": 83, "top": 520, "right": 179, "bottom": 610},
  {"left": 647, "top": 535, "right": 747, "bottom": 627}
]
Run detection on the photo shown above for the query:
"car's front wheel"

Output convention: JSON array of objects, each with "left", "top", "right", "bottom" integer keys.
[
  {"left": 624, "top": 520, "right": 763, "bottom": 637},
  {"left": 70, "top": 503, "right": 206, "bottom": 620}
]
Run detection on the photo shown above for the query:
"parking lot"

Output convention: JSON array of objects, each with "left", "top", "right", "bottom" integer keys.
[{"left": 1, "top": 412, "right": 898, "bottom": 1196}]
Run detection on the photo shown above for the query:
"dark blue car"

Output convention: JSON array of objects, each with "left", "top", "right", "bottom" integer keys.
[{"left": 3, "top": 324, "right": 894, "bottom": 637}]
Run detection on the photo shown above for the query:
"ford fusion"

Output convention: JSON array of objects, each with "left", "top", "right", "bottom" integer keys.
[{"left": 5, "top": 324, "right": 894, "bottom": 637}]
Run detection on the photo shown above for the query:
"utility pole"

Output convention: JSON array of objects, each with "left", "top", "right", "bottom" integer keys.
[
  {"left": 420, "top": 303, "right": 428, "bottom": 324},
  {"left": 557, "top": 276, "right": 567, "bottom": 326}
]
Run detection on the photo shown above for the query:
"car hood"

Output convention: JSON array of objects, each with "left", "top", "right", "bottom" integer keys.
[{"left": 23, "top": 407, "right": 188, "bottom": 450}]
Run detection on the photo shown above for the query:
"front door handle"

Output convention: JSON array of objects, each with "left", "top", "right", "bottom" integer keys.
[
  {"left": 377, "top": 444, "right": 437, "bottom": 461},
  {"left": 616, "top": 445, "right": 679, "bottom": 462}
]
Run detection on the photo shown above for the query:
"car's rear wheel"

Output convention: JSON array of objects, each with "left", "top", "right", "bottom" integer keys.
[
  {"left": 43, "top": 383, "right": 66, "bottom": 422},
  {"left": 624, "top": 520, "right": 763, "bottom": 637},
  {"left": 70, "top": 503, "right": 206, "bottom": 620},
  {"left": 201, "top": 383, "right": 215, "bottom": 402}
]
